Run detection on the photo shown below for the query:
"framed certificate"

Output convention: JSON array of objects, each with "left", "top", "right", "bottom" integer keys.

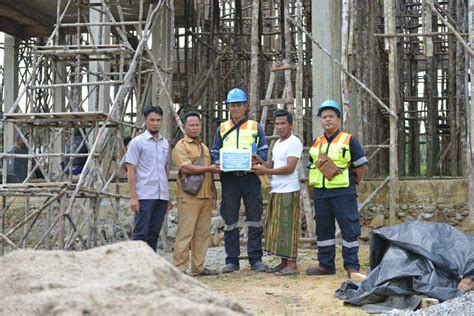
[{"left": 220, "top": 149, "right": 252, "bottom": 171}]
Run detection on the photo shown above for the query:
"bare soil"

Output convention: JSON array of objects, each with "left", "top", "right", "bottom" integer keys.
[{"left": 199, "top": 244, "right": 371, "bottom": 315}]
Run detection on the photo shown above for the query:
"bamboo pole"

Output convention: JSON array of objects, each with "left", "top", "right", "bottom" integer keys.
[
  {"left": 248, "top": 0, "right": 260, "bottom": 120},
  {"left": 294, "top": 0, "right": 304, "bottom": 138},
  {"left": 469, "top": 0, "right": 474, "bottom": 224},
  {"left": 260, "top": 66, "right": 276, "bottom": 127},
  {"left": 341, "top": 0, "right": 351, "bottom": 126},
  {"left": 62, "top": 3, "right": 165, "bottom": 224},
  {"left": 431, "top": 3, "right": 474, "bottom": 57},
  {"left": 288, "top": 17, "right": 398, "bottom": 120},
  {"left": 386, "top": 0, "right": 399, "bottom": 225},
  {"left": 0, "top": 153, "right": 96, "bottom": 159},
  {"left": 423, "top": 0, "right": 434, "bottom": 58},
  {"left": 0, "top": 234, "right": 18, "bottom": 250},
  {"left": 7, "top": 0, "right": 72, "bottom": 115},
  {"left": 30, "top": 80, "right": 123, "bottom": 89},
  {"left": 374, "top": 32, "right": 469, "bottom": 38},
  {"left": 18, "top": 190, "right": 67, "bottom": 246},
  {"left": 144, "top": 46, "right": 185, "bottom": 134}
]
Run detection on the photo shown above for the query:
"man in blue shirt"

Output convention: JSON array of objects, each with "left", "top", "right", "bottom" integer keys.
[{"left": 211, "top": 88, "right": 269, "bottom": 273}]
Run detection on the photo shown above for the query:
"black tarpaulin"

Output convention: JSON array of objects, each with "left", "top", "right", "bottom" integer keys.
[{"left": 335, "top": 221, "right": 474, "bottom": 313}]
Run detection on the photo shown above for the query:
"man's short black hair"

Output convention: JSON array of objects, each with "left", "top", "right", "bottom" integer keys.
[
  {"left": 274, "top": 109, "right": 293, "bottom": 124},
  {"left": 143, "top": 105, "right": 163, "bottom": 118},
  {"left": 181, "top": 111, "right": 201, "bottom": 124}
]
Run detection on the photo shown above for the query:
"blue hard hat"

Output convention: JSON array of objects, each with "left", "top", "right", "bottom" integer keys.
[
  {"left": 226, "top": 88, "right": 247, "bottom": 103},
  {"left": 317, "top": 99, "right": 342, "bottom": 117}
]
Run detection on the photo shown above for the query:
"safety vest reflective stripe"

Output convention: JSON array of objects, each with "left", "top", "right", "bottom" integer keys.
[{"left": 308, "top": 132, "right": 352, "bottom": 188}]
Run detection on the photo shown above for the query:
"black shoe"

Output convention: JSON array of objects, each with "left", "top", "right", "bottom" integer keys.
[
  {"left": 195, "top": 268, "right": 219, "bottom": 276},
  {"left": 306, "top": 265, "right": 335, "bottom": 276},
  {"left": 222, "top": 263, "right": 240, "bottom": 273},
  {"left": 250, "top": 261, "right": 268, "bottom": 272}
]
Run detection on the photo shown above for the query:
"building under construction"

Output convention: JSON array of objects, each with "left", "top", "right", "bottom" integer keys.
[{"left": 0, "top": 0, "right": 473, "bottom": 253}]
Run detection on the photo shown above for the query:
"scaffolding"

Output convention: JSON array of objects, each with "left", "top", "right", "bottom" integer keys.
[
  {"left": 0, "top": 0, "right": 473, "bottom": 254},
  {"left": 0, "top": 0, "right": 176, "bottom": 254}
]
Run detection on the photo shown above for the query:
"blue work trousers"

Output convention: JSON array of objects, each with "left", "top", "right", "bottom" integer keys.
[
  {"left": 220, "top": 172, "right": 264, "bottom": 266},
  {"left": 132, "top": 199, "right": 167, "bottom": 251},
  {"left": 314, "top": 193, "right": 360, "bottom": 272}
]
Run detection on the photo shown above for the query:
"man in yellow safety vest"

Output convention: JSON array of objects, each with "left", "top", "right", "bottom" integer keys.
[
  {"left": 211, "top": 88, "right": 269, "bottom": 273},
  {"left": 306, "top": 99, "right": 368, "bottom": 278}
]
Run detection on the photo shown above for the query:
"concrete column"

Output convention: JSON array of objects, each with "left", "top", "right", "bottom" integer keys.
[
  {"left": 88, "top": 0, "right": 111, "bottom": 112},
  {"left": 311, "top": 0, "right": 342, "bottom": 139},
  {"left": 152, "top": 7, "right": 174, "bottom": 141},
  {"left": 3, "top": 35, "right": 19, "bottom": 150}
]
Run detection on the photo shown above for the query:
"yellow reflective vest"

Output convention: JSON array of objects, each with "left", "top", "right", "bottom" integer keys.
[
  {"left": 308, "top": 131, "right": 352, "bottom": 188},
  {"left": 220, "top": 119, "right": 258, "bottom": 171}
]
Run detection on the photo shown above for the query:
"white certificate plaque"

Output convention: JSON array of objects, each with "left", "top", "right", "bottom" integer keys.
[{"left": 220, "top": 149, "right": 252, "bottom": 171}]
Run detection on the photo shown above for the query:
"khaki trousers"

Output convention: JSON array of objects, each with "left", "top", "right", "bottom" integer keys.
[{"left": 173, "top": 198, "right": 212, "bottom": 274}]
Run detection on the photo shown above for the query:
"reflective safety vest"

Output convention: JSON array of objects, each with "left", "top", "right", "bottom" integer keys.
[
  {"left": 220, "top": 119, "right": 259, "bottom": 171},
  {"left": 308, "top": 132, "right": 352, "bottom": 188}
]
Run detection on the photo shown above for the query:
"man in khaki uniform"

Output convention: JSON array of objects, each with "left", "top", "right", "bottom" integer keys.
[{"left": 172, "top": 112, "right": 221, "bottom": 276}]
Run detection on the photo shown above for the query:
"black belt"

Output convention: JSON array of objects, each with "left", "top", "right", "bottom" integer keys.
[{"left": 227, "top": 171, "right": 250, "bottom": 176}]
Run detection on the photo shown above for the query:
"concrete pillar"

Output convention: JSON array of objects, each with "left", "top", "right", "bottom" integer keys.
[
  {"left": 311, "top": 0, "right": 342, "bottom": 139},
  {"left": 152, "top": 7, "right": 174, "bottom": 141},
  {"left": 3, "top": 34, "right": 19, "bottom": 150},
  {"left": 88, "top": 0, "right": 111, "bottom": 112}
]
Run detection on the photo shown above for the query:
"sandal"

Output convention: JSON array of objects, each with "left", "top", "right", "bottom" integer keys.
[
  {"left": 267, "top": 264, "right": 285, "bottom": 273},
  {"left": 274, "top": 267, "right": 299, "bottom": 276}
]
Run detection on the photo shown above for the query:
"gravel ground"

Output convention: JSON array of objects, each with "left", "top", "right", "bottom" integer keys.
[
  {"left": 158, "top": 246, "right": 287, "bottom": 272},
  {"left": 384, "top": 292, "right": 474, "bottom": 316}
]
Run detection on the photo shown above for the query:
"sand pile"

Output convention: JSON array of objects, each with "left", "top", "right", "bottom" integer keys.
[{"left": 0, "top": 241, "right": 247, "bottom": 315}]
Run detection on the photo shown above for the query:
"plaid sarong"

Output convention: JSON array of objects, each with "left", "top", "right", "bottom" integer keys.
[{"left": 264, "top": 191, "right": 300, "bottom": 260}]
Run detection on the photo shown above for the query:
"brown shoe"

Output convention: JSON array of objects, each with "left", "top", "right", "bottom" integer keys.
[{"left": 306, "top": 266, "right": 335, "bottom": 276}]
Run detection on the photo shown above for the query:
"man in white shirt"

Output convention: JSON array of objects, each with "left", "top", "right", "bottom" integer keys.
[{"left": 253, "top": 109, "right": 303, "bottom": 275}]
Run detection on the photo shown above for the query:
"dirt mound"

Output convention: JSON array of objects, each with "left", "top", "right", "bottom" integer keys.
[{"left": 0, "top": 241, "right": 247, "bottom": 315}]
